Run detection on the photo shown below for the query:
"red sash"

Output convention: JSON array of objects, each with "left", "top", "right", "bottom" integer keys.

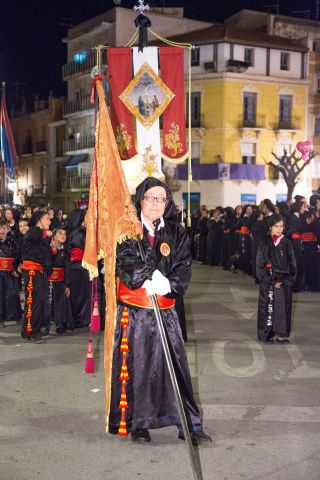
[
  {"left": 301, "top": 232, "right": 317, "bottom": 242},
  {"left": 22, "top": 260, "right": 45, "bottom": 272},
  {"left": 0, "top": 257, "right": 14, "bottom": 271},
  {"left": 117, "top": 281, "right": 175, "bottom": 310},
  {"left": 224, "top": 229, "right": 230, "bottom": 234},
  {"left": 70, "top": 248, "right": 84, "bottom": 262},
  {"left": 291, "top": 234, "right": 302, "bottom": 239},
  {"left": 240, "top": 226, "right": 249, "bottom": 234},
  {"left": 48, "top": 268, "right": 65, "bottom": 282}
]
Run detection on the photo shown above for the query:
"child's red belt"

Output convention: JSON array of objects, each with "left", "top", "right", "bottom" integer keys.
[
  {"left": 301, "top": 232, "right": 317, "bottom": 242},
  {"left": 70, "top": 248, "right": 84, "bottom": 262},
  {"left": 0, "top": 257, "right": 14, "bottom": 271},
  {"left": 117, "top": 281, "right": 175, "bottom": 310},
  {"left": 48, "top": 268, "right": 65, "bottom": 282}
]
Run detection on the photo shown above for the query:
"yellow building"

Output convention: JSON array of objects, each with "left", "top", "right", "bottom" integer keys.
[{"left": 164, "top": 25, "right": 309, "bottom": 208}]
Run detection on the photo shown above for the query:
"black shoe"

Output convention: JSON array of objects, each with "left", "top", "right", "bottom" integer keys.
[
  {"left": 25, "top": 336, "right": 45, "bottom": 344},
  {"left": 56, "top": 327, "right": 66, "bottom": 335},
  {"left": 131, "top": 429, "right": 151, "bottom": 444},
  {"left": 40, "top": 327, "right": 50, "bottom": 338},
  {"left": 178, "top": 430, "right": 212, "bottom": 446},
  {"left": 276, "top": 337, "right": 290, "bottom": 344}
]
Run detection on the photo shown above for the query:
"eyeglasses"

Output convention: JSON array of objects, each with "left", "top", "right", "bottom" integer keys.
[{"left": 144, "top": 195, "right": 168, "bottom": 204}]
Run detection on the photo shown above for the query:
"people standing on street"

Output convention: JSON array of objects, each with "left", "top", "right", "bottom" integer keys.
[
  {"left": 0, "top": 220, "right": 22, "bottom": 327},
  {"left": 49, "top": 228, "right": 69, "bottom": 334},
  {"left": 66, "top": 209, "right": 91, "bottom": 328},
  {"left": 256, "top": 215, "right": 296, "bottom": 344}
]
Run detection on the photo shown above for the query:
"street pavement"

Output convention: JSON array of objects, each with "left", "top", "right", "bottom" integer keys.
[{"left": 1, "top": 264, "right": 320, "bottom": 480}]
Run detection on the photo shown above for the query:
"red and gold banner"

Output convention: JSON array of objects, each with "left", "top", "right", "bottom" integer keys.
[
  {"left": 160, "top": 47, "right": 188, "bottom": 164},
  {"left": 107, "top": 48, "right": 137, "bottom": 160}
]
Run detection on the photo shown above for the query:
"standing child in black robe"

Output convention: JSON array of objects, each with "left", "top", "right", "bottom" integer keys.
[
  {"left": 49, "top": 228, "right": 69, "bottom": 334},
  {"left": 0, "top": 220, "right": 22, "bottom": 326},
  {"left": 256, "top": 215, "right": 296, "bottom": 344},
  {"left": 65, "top": 209, "right": 91, "bottom": 328}
]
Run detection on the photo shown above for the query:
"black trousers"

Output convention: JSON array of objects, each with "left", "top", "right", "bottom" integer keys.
[{"left": 0, "top": 271, "right": 21, "bottom": 323}]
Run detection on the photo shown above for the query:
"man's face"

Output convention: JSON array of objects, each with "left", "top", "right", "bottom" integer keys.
[
  {"left": 49, "top": 209, "right": 54, "bottom": 219},
  {"left": 140, "top": 186, "right": 167, "bottom": 223},
  {"left": 19, "top": 221, "right": 29, "bottom": 235},
  {"left": 0, "top": 226, "right": 8, "bottom": 241},
  {"left": 37, "top": 213, "right": 51, "bottom": 230}
]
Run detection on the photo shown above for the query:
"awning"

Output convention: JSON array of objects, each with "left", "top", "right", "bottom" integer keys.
[{"left": 64, "top": 154, "right": 88, "bottom": 168}]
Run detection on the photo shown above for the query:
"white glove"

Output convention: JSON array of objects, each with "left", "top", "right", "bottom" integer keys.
[
  {"left": 142, "top": 270, "right": 171, "bottom": 296},
  {"left": 142, "top": 279, "right": 156, "bottom": 296}
]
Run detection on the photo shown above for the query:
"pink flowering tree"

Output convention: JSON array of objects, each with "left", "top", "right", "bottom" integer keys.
[{"left": 264, "top": 141, "right": 317, "bottom": 202}]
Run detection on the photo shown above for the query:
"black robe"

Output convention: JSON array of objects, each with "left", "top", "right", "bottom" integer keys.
[
  {"left": 237, "top": 216, "right": 253, "bottom": 275},
  {"left": 207, "top": 218, "right": 223, "bottom": 266},
  {"left": 0, "top": 237, "right": 21, "bottom": 323},
  {"left": 286, "top": 213, "right": 305, "bottom": 292},
  {"left": 256, "top": 237, "right": 296, "bottom": 342},
  {"left": 50, "top": 245, "right": 70, "bottom": 329},
  {"left": 21, "top": 227, "right": 53, "bottom": 338},
  {"left": 195, "top": 217, "right": 208, "bottom": 263},
  {"left": 66, "top": 228, "right": 91, "bottom": 328},
  {"left": 108, "top": 221, "right": 201, "bottom": 434}
]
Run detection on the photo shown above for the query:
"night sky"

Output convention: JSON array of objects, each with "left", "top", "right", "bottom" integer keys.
[{"left": 0, "top": 0, "right": 317, "bottom": 107}]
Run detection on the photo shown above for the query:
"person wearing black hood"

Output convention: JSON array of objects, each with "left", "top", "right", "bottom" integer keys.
[
  {"left": 286, "top": 200, "right": 307, "bottom": 291},
  {"left": 221, "top": 207, "right": 237, "bottom": 270},
  {"left": 108, "top": 177, "right": 211, "bottom": 446},
  {"left": 21, "top": 211, "right": 53, "bottom": 342},
  {"left": 65, "top": 209, "right": 91, "bottom": 328}
]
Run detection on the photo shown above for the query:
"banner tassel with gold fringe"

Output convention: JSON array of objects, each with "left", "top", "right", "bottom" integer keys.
[{"left": 117, "top": 307, "right": 129, "bottom": 436}]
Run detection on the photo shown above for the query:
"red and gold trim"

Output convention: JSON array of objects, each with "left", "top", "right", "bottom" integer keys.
[
  {"left": 117, "top": 281, "right": 175, "bottom": 310},
  {"left": 0, "top": 257, "right": 14, "bottom": 271},
  {"left": 48, "top": 267, "right": 65, "bottom": 282},
  {"left": 118, "top": 307, "right": 129, "bottom": 436}
]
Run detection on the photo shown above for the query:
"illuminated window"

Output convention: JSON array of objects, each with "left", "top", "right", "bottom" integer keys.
[{"left": 73, "top": 51, "right": 87, "bottom": 63}]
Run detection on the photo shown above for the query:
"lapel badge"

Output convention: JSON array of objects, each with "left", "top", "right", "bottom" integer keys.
[{"left": 160, "top": 242, "right": 170, "bottom": 256}]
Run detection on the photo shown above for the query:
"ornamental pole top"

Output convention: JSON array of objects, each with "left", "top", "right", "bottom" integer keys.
[{"left": 133, "top": 0, "right": 150, "bottom": 16}]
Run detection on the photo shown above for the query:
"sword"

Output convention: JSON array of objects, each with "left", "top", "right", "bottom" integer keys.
[{"left": 137, "top": 237, "right": 203, "bottom": 480}]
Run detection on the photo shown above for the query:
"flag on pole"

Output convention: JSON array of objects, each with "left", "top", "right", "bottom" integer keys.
[
  {"left": 0, "top": 86, "right": 18, "bottom": 179},
  {"left": 82, "top": 80, "right": 143, "bottom": 431}
]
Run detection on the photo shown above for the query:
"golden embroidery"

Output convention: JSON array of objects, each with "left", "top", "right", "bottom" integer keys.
[
  {"left": 141, "top": 145, "right": 159, "bottom": 177},
  {"left": 164, "top": 122, "right": 183, "bottom": 157}
]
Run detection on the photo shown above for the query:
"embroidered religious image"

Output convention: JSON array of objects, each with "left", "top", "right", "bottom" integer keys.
[{"left": 120, "top": 62, "right": 175, "bottom": 128}]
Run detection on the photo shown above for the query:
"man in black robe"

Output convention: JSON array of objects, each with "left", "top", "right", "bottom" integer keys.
[
  {"left": 108, "top": 177, "right": 211, "bottom": 446},
  {"left": 21, "top": 211, "right": 53, "bottom": 343}
]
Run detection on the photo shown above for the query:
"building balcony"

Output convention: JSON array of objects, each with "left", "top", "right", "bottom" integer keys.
[
  {"left": 63, "top": 95, "right": 94, "bottom": 116},
  {"left": 62, "top": 50, "right": 107, "bottom": 80},
  {"left": 35, "top": 140, "right": 47, "bottom": 153},
  {"left": 62, "top": 174, "right": 91, "bottom": 192},
  {"left": 275, "top": 117, "right": 302, "bottom": 132},
  {"left": 63, "top": 135, "right": 95, "bottom": 153},
  {"left": 239, "top": 114, "right": 266, "bottom": 131},
  {"left": 27, "top": 184, "right": 48, "bottom": 196}
]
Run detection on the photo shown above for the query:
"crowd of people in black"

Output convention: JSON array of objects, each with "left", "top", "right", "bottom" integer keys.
[
  {"left": 0, "top": 205, "right": 105, "bottom": 343},
  {"left": 186, "top": 193, "right": 320, "bottom": 292}
]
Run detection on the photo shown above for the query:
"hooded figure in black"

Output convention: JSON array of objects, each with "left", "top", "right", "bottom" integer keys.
[
  {"left": 221, "top": 207, "right": 237, "bottom": 269},
  {"left": 256, "top": 215, "right": 296, "bottom": 343},
  {"left": 65, "top": 209, "right": 91, "bottom": 328},
  {"left": 108, "top": 177, "right": 211, "bottom": 446}
]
